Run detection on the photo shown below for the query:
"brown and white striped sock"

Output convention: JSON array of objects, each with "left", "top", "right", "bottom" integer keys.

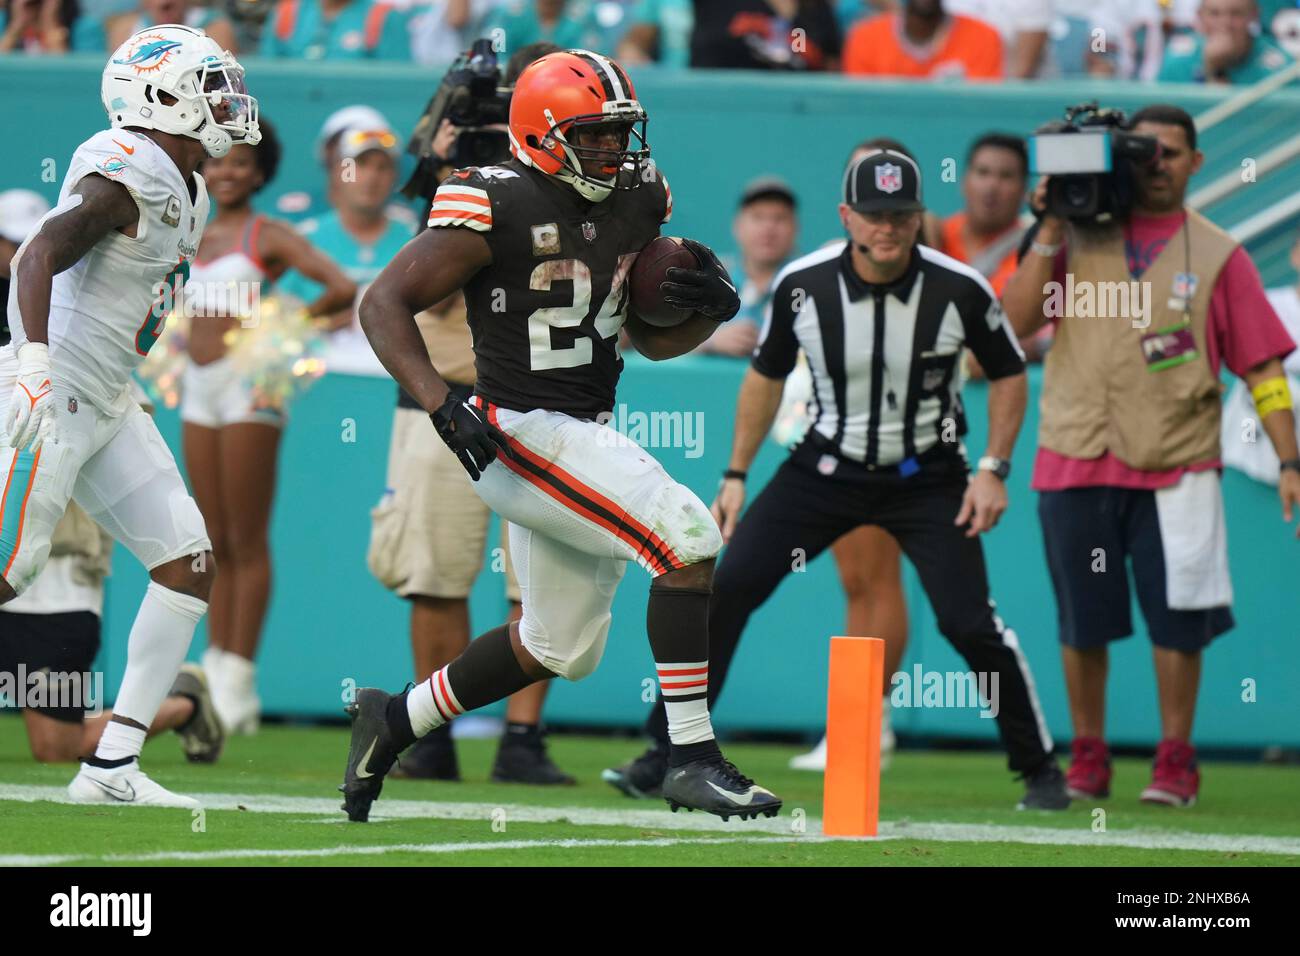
[{"left": 656, "top": 660, "right": 714, "bottom": 745}]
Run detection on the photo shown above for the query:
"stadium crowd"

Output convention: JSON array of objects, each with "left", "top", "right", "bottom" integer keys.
[{"left": 2, "top": 0, "right": 1299, "bottom": 83}]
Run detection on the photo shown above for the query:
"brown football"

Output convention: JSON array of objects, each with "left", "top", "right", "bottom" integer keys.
[{"left": 628, "top": 236, "right": 700, "bottom": 328}]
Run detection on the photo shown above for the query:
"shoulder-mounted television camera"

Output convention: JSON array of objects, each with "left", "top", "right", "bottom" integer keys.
[
  {"left": 1030, "top": 103, "right": 1161, "bottom": 223},
  {"left": 401, "top": 38, "right": 513, "bottom": 203}
]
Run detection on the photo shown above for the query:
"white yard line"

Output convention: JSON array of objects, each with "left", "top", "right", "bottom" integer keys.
[
  {"left": 2, "top": 784, "right": 1298, "bottom": 860},
  {"left": 0, "top": 836, "right": 826, "bottom": 867}
]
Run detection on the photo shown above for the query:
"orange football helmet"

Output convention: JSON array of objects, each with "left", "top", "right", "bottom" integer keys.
[{"left": 508, "top": 49, "right": 649, "bottom": 202}]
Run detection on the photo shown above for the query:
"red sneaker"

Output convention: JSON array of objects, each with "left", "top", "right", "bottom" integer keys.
[
  {"left": 1066, "top": 736, "right": 1112, "bottom": 799},
  {"left": 1140, "top": 739, "right": 1200, "bottom": 807}
]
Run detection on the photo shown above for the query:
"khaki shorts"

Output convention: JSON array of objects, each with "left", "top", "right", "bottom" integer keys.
[{"left": 368, "top": 407, "right": 520, "bottom": 601}]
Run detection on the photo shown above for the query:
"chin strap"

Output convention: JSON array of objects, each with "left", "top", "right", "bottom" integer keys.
[{"left": 554, "top": 166, "right": 614, "bottom": 202}]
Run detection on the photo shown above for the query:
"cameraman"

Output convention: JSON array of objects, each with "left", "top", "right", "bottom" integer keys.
[
  {"left": 366, "top": 40, "right": 576, "bottom": 786},
  {"left": 1002, "top": 104, "right": 1299, "bottom": 808}
]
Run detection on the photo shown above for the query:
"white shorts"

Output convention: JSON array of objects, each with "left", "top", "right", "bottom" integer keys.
[
  {"left": 468, "top": 396, "right": 721, "bottom": 680},
  {"left": 180, "top": 356, "right": 286, "bottom": 430},
  {"left": 0, "top": 358, "right": 211, "bottom": 596}
]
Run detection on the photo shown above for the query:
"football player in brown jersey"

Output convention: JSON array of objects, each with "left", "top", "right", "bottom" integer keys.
[{"left": 340, "top": 49, "right": 781, "bottom": 823}]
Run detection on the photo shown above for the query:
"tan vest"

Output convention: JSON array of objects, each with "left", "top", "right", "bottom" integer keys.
[
  {"left": 415, "top": 291, "right": 476, "bottom": 386},
  {"left": 1039, "top": 209, "right": 1237, "bottom": 471},
  {"left": 49, "top": 500, "right": 114, "bottom": 581}
]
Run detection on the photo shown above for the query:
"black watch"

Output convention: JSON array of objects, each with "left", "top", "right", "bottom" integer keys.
[
  {"left": 977, "top": 456, "right": 1011, "bottom": 480},
  {"left": 1281, "top": 458, "right": 1300, "bottom": 476}
]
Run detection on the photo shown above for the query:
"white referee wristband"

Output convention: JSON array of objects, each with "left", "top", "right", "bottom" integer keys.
[{"left": 1030, "top": 240, "right": 1061, "bottom": 258}]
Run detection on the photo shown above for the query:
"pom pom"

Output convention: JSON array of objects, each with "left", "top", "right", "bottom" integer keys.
[{"left": 223, "top": 293, "right": 328, "bottom": 412}]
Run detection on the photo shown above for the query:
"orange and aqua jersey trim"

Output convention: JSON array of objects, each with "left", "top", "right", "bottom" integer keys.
[{"left": 0, "top": 447, "right": 42, "bottom": 581}]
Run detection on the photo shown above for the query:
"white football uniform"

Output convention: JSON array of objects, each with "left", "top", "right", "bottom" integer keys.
[{"left": 0, "top": 129, "right": 211, "bottom": 595}]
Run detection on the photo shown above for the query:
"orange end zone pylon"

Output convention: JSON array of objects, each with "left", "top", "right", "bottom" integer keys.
[{"left": 822, "top": 636, "right": 885, "bottom": 837}]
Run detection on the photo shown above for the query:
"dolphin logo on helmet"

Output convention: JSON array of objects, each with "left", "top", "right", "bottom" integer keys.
[{"left": 111, "top": 37, "right": 184, "bottom": 72}]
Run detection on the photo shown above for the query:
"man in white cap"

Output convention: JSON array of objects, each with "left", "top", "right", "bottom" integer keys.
[
  {"left": 277, "top": 120, "right": 416, "bottom": 374},
  {"left": 273, "top": 104, "right": 415, "bottom": 227}
]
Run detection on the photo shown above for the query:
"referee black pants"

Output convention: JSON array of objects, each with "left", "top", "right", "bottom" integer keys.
[{"left": 644, "top": 455, "right": 1054, "bottom": 775}]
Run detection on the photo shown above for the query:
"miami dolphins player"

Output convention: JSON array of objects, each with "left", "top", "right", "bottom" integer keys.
[{"left": 0, "top": 24, "right": 260, "bottom": 807}]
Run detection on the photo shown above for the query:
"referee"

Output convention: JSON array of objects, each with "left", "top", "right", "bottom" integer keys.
[{"left": 608, "top": 150, "right": 1069, "bottom": 809}]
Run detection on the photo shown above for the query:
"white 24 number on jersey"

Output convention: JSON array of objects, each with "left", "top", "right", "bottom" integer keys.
[{"left": 528, "top": 254, "right": 636, "bottom": 371}]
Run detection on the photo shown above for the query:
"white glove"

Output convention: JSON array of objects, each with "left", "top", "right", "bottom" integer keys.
[{"left": 5, "top": 342, "right": 57, "bottom": 453}]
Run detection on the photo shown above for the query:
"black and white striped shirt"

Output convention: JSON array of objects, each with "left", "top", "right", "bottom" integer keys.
[{"left": 753, "top": 242, "right": 1025, "bottom": 469}]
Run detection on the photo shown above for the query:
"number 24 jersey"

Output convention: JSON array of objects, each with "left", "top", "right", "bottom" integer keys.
[{"left": 426, "top": 158, "right": 671, "bottom": 420}]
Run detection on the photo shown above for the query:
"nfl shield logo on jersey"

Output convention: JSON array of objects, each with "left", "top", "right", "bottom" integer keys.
[
  {"left": 67, "top": 396, "right": 78, "bottom": 414},
  {"left": 582, "top": 221, "right": 597, "bottom": 243},
  {"left": 876, "top": 163, "right": 903, "bottom": 194}
]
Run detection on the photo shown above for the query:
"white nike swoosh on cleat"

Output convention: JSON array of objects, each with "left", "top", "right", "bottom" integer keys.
[
  {"left": 355, "top": 738, "right": 378, "bottom": 779},
  {"left": 706, "top": 781, "right": 756, "bottom": 806},
  {"left": 96, "top": 779, "right": 136, "bottom": 802}
]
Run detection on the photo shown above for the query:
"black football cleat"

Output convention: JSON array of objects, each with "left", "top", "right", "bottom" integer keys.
[
  {"left": 662, "top": 757, "right": 782, "bottom": 821},
  {"left": 1017, "top": 759, "right": 1071, "bottom": 811},
  {"left": 491, "top": 732, "right": 576, "bottom": 786},
  {"left": 339, "top": 688, "right": 404, "bottom": 822},
  {"left": 391, "top": 724, "right": 460, "bottom": 781},
  {"left": 601, "top": 744, "right": 669, "bottom": 799}
]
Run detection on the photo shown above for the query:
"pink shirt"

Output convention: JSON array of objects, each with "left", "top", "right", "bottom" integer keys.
[{"left": 1031, "top": 211, "right": 1296, "bottom": 491}]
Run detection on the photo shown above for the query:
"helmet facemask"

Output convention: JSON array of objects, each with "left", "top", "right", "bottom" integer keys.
[
  {"left": 539, "top": 105, "right": 649, "bottom": 203},
  {"left": 194, "top": 56, "right": 261, "bottom": 158}
]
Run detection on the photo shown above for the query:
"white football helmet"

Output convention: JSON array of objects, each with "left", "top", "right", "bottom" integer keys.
[{"left": 101, "top": 24, "right": 260, "bottom": 158}]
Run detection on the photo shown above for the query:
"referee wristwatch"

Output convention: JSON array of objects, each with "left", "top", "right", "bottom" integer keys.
[
  {"left": 1281, "top": 458, "right": 1300, "bottom": 476},
  {"left": 977, "top": 456, "right": 1012, "bottom": 481}
]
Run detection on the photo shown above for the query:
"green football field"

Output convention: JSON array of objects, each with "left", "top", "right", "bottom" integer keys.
[{"left": 1, "top": 722, "right": 1297, "bottom": 866}]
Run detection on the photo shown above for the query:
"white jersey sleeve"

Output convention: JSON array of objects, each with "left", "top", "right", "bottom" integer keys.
[{"left": 15, "top": 128, "right": 210, "bottom": 414}]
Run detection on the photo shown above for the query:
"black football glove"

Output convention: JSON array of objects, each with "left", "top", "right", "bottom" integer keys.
[
  {"left": 430, "top": 394, "right": 510, "bottom": 481},
  {"left": 660, "top": 237, "right": 741, "bottom": 322}
]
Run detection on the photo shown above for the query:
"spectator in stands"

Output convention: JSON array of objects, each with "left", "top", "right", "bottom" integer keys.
[
  {"left": 273, "top": 105, "right": 418, "bottom": 229},
  {"left": 403, "top": 0, "right": 489, "bottom": 66},
  {"left": 1158, "top": 0, "right": 1294, "bottom": 83},
  {"left": 1273, "top": 2, "right": 1300, "bottom": 58},
  {"left": 689, "top": 0, "right": 841, "bottom": 70},
  {"left": 843, "top": 0, "right": 1003, "bottom": 78},
  {"left": 701, "top": 176, "right": 799, "bottom": 357},
  {"left": 485, "top": 0, "right": 607, "bottom": 57},
  {"left": 939, "top": 133, "right": 1048, "bottom": 373},
  {"left": 1003, "top": 103, "right": 1299, "bottom": 808},
  {"left": 1086, "top": 1, "right": 1157, "bottom": 79},
  {"left": 103, "top": 0, "right": 237, "bottom": 52},
  {"left": 616, "top": 0, "right": 693, "bottom": 67},
  {"left": 0, "top": 0, "right": 74, "bottom": 52},
  {"left": 834, "top": 0, "right": 895, "bottom": 35},
  {"left": 260, "top": 0, "right": 412, "bottom": 60},
  {"left": 939, "top": 132, "right": 1029, "bottom": 298},
  {"left": 276, "top": 120, "right": 415, "bottom": 375},
  {"left": 946, "top": 0, "right": 1052, "bottom": 76}
]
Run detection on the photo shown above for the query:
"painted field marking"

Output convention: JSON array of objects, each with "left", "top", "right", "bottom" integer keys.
[{"left": 2, "top": 784, "right": 1298, "bottom": 859}]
